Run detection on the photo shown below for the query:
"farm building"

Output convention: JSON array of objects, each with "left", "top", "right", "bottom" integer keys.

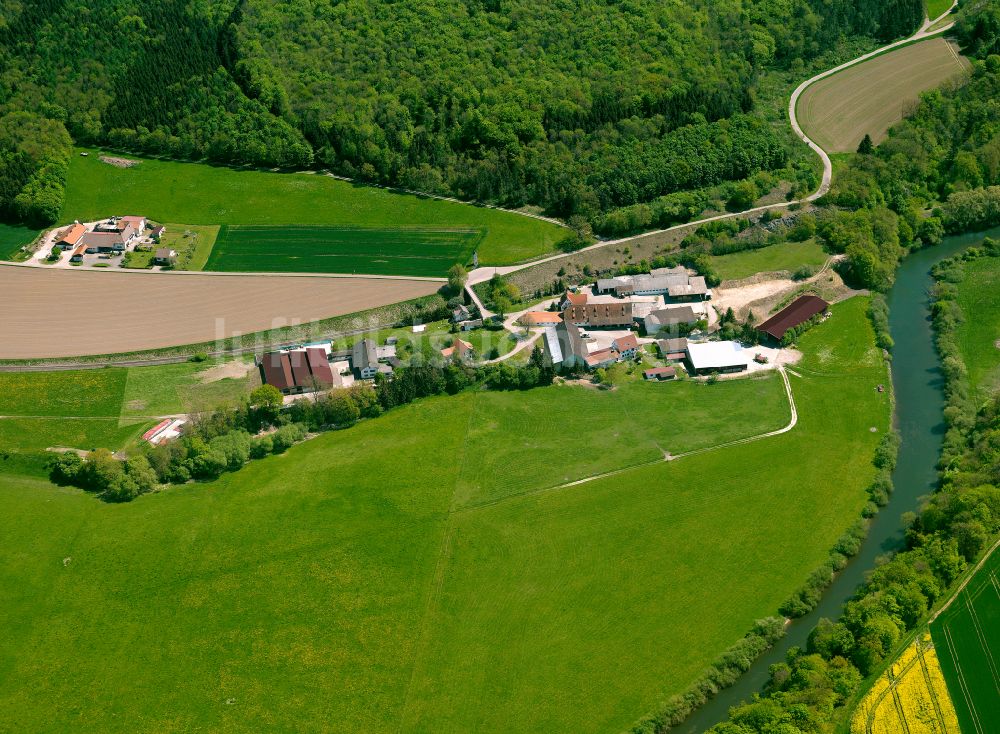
[
  {"left": 542, "top": 321, "right": 588, "bottom": 369},
  {"left": 644, "top": 306, "right": 699, "bottom": 335},
  {"left": 656, "top": 337, "right": 688, "bottom": 361},
  {"left": 518, "top": 311, "right": 563, "bottom": 327},
  {"left": 352, "top": 339, "right": 380, "bottom": 379},
  {"left": 259, "top": 347, "right": 339, "bottom": 394},
  {"left": 756, "top": 295, "right": 830, "bottom": 342},
  {"left": 57, "top": 223, "right": 87, "bottom": 250},
  {"left": 597, "top": 267, "right": 709, "bottom": 300},
  {"left": 584, "top": 348, "right": 618, "bottom": 369},
  {"left": 561, "top": 290, "right": 663, "bottom": 327},
  {"left": 441, "top": 338, "right": 474, "bottom": 362},
  {"left": 154, "top": 249, "right": 177, "bottom": 265},
  {"left": 643, "top": 366, "right": 677, "bottom": 381},
  {"left": 686, "top": 341, "right": 749, "bottom": 375},
  {"left": 667, "top": 276, "right": 709, "bottom": 301}
]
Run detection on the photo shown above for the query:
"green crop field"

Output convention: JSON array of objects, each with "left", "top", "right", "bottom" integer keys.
[
  {"left": 0, "top": 369, "right": 128, "bottom": 417},
  {"left": 205, "top": 225, "right": 482, "bottom": 277},
  {"left": 798, "top": 38, "right": 969, "bottom": 153},
  {"left": 712, "top": 240, "right": 829, "bottom": 281},
  {"left": 0, "top": 296, "right": 890, "bottom": 732},
  {"left": 955, "top": 255, "right": 1000, "bottom": 396},
  {"left": 0, "top": 223, "right": 40, "bottom": 260},
  {"left": 930, "top": 546, "right": 1000, "bottom": 734},
  {"left": 61, "top": 151, "right": 565, "bottom": 266}
]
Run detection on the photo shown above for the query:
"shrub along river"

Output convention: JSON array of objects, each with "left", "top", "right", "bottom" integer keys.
[{"left": 676, "top": 225, "right": 1000, "bottom": 733}]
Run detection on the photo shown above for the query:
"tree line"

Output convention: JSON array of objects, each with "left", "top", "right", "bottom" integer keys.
[{"left": 0, "top": 0, "right": 924, "bottom": 230}]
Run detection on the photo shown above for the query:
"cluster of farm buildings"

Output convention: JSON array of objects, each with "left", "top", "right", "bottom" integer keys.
[{"left": 53, "top": 216, "right": 175, "bottom": 265}]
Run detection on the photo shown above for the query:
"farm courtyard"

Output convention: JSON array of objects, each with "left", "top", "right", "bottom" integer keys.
[{"left": 0, "top": 297, "right": 892, "bottom": 733}]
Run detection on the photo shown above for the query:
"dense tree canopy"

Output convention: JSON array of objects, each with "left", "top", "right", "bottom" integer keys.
[{"left": 0, "top": 0, "right": 923, "bottom": 227}]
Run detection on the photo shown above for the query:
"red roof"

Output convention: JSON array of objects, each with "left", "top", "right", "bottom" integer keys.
[
  {"left": 644, "top": 366, "right": 676, "bottom": 378},
  {"left": 287, "top": 350, "right": 313, "bottom": 388},
  {"left": 141, "top": 418, "right": 172, "bottom": 442},
  {"left": 306, "top": 347, "right": 335, "bottom": 386},
  {"left": 756, "top": 295, "right": 830, "bottom": 340},
  {"left": 59, "top": 223, "right": 86, "bottom": 245},
  {"left": 613, "top": 334, "right": 640, "bottom": 352},
  {"left": 564, "top": 291, "right": 588, "bottom": 306},
  {"left": 260, "top": 352, "right": 294, "bottom": 391},
  {"left": 519, "top": 311, "right": 563, "bottom": 326}
]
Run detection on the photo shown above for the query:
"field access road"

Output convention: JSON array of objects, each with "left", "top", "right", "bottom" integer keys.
[{"left": 465, "top": 7, "right": 958, "bottom": 312}]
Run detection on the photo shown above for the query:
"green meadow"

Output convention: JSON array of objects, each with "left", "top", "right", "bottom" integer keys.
[
  {"left": 0, "top": 296, "right": 890, "bottom": 733},
  {"left": 930, "top": 547, "right": 1000, "bottom": 734},
  {"left": 711, "top": 239, "right": 829, "bottom": 281},
  {"left": 954, "top": 255, "right": 1000, "bottom": 396},
  {"left": 0, "top": 223, "right": 39, "bottom": 260},
  {"left": 61, "top": 151, "right": 565, "bottom": 266}
]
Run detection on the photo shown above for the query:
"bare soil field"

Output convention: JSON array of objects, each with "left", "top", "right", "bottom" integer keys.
[
  {"left": 797, "top": 37, "right": 969, "bottom": 153},
  {"left": 0, "top": 267, "right": 440, "bottom": 359}
]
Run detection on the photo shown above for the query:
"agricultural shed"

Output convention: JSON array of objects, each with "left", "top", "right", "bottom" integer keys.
[
  {"left": 686, "top": 341, "right": 748, "bottom": 375},
  {"left": 260, "top": 352, "right": 294, "bottom": 392},
  {"left": 306, "top": 347, "right": 336, "bottom": 387},
  {"left": 643, "top": 366, "right": 676, "bottom": 381},
  {"left": 756, "top": 295, "right": 829, "bottom": 341}
]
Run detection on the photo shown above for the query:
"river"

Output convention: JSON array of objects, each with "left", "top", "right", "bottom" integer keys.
[{"left": 675, "top": 225, "right": 1000, "bottom": 733}]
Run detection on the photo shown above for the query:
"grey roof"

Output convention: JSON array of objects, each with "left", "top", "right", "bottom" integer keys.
[
  {"left": 352, "top": 338, "right": 378, "bottom": 371},
  {"left": 596, "top": 277, "right": 628, "bottom": 291},
  {"left": 650, "top": 266, "right": 688, "bottom": 277},
  {"left": 668, "top": 276, "right": 708, "bottom": 297},
  {"left": 542, "top": 327, "right": 563, "bottom": 364},
  {"left": 657, "top": 337, "right": 689, "bottom": 353},
  {"left": 648, "top": 306, "right": 697, "bottom": 325}
]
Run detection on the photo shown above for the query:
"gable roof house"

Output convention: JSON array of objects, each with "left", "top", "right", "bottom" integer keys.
[
  {"left": 451, "top": 304, "right": 471, "bottom": 323},
  {"left": 611, "top": 334, "right": 640, "bottom": 359},
  {"left": 517, "top": 311, "right": 563, "bottom": 327},
  {"left": 561, "top": 291, "right": 634, "bottom": 328},
  {"left": 756, "top": 295, "right": 830, "bottom": 342},
  {"left": 154, "top": 248, "right": 177, "bottom": 265},
  {"left": 440, "top": 338, "right": 473, "bottom": 362},
  {"left": 78, "top": 231, "right": 126, "bottom": 253},
  {"left": 584, "top": 348, "right": 618, "bottom": 369},
  {"left": 644, "top": 306, "right": 698, "bottom": 336},
  {"left": 656, "top": 337, "right": 688, "bottom": 361},
  {"left": 57, "top": 223, "right": 87, "bottom": 249},
  {"left": 644, "top": 366, "right": 677, "bottom": 381},
  {"left": 352, "top": 339, "right": 380, "bottom": 379}
]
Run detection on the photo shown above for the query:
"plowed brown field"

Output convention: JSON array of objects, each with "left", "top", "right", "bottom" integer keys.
[{"left": 0, "top": 266, "right": 441, "bottom": 359}]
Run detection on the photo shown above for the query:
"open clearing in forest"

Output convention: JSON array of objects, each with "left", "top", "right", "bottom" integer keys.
[
  {"left": 930, "top": 547, "right": 1000, "bottom": 734},
  {"left": 955, "top": 255, "right": 1000, "bottom": 396},
  {"left": 0, "top": 266, "right": 441, "bottom": 359},
  {"left": 61, "top": 151, "right": 564, "bottom": 266},
  {"left": 797, "top": 37, "right": 969, "bottom": 153},
  {"left": 0, "top": 297, "right": 891, "bottom": 733},
  {"left": 205, "top": 225, "right": 482, "bottom": 277}
]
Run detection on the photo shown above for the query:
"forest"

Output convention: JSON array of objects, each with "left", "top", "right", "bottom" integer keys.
[{"left": 0, "top": 0, "right": 923, "bottom": 228}]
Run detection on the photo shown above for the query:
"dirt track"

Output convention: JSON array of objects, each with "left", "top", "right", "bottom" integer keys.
[{"left": 0, "top": 267, "right": 440, "bottom": 359}]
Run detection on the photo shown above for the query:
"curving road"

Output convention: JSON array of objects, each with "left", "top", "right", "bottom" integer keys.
[{"left": 466, "top": 6, "right": 959, "bottom": 310}]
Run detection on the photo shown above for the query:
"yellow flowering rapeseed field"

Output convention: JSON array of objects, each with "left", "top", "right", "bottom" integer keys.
[{"left": 851, "top": 634, "right": 960, "bottom": 734}]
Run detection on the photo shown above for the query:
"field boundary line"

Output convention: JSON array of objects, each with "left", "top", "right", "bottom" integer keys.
[
  {"left": 930, "top": 538, "right": 1000, "bottom": 623},
  {"left": 916, "top": 639, "right": 953, "bottom": 734},
  {"left": 942, "top": 624, "right": 985, "bottom": 734}
]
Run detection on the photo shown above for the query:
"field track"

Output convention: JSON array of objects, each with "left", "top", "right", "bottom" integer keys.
[
  {"left": 0, "top": 266, "right": 440, "bottom": 359},
  {"left": 797, "top": 37, "right": 969, "bottom": 153}
]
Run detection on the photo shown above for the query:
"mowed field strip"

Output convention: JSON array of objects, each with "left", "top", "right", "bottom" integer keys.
[
  {"left": 797, "top": 37, "right": 969, "bottom": 153},
  {"left": 205, "top": 225, "right": 483, "bottom": 277},
  {"left": 930, "top": 545, "right": 1000, "bottom": 734},
  {"left": 0, "top": 266, "right": 440, "bottom": 359}
]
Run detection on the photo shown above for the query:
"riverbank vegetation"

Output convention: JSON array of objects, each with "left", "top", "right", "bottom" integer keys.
[{"left": 695, "top": 244, "right": 1000, "bottom": 734}]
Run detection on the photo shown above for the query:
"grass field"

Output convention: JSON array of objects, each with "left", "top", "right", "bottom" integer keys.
[
  {"left": 205, "top": 225, "right": 482, "bottom": 277},
  {"left": 332, "top": 319, "right": 520, "bottom": 360},
  {"left": 0, "top": 360, "right": 257, "bottom": 454},
  {"left": 0, "top": 223, "right": 40, "bottom": 260},
  {"left": 926, "top": 0, "right": 954, "bottom": 20},
  {"left": 61, "top": 151, "right": 565, "bottom": 265},
  {"left": 0, "top": 296, "right": 890, "bottom": 733},
  {"left": 713, "top": 240, "right": 829, "bottom": 281},
  {"left": 797, "top": 38, "right": 969, "bottom": 153},
  {"left": 930, "top": 546, "right": 1000, "bottom": 734},
  {"left": 954, "top": 255, "right": 1000, "bottom": 396}
]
